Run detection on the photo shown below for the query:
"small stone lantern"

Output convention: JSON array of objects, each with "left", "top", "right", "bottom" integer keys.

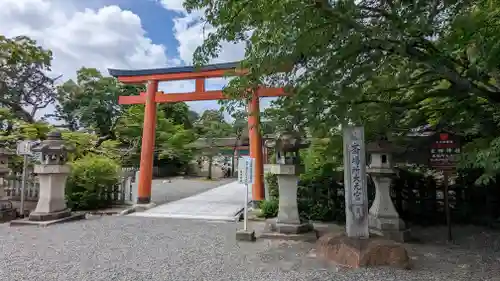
[
  {"left": 28, "top": 131, "right": 75, "bottom": 222},
  {"left": 0, "top": 147, "right": 13, "bottom": 175},
  {"left": 263, "top": 131, "right": 313, "bottom": 235},
  {"left": 366, "top": 139, "right": 410, "bottom": 242},
  {"left": 0, "top": 147, "right": 13, "bottom": 198}
]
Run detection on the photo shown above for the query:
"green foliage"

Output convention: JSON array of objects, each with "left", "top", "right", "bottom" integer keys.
[
  {"left": 0, "top": 35, "right": 55, "bottom": 123},
  {"left": 54, "top": 67, "right": 144, "bottom": 136},
  {"left": 115, "top": 105, "right": 196, "bottom": 165},
  {"left": 265, "top": 172, "right": 279, "bottom": 198},
  {"left": 183, "top": 0, "right": 500, "bottom": 183},
  {"left": 259, "top": 199, "right": 278, "bottom": 218},
  {"left": 264, "top": 170, "right": 344, "bottom": 222},
  {"left": 66, "top": 155, "right": 121, "bottom": 210}
]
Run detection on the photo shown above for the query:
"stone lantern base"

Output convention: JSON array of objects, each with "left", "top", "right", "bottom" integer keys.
[
  {"left": 368, "top": 170, "right": 411, "bottom": 243},
  {"left": 259, "top": 164, "right": 317, "bottom": 242},
  {"left": 10, "top": 165, "right": 86, "bottom": 227}
]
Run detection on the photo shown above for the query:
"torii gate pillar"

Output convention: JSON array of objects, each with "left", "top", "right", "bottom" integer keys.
[{"left": 248, "top": 93, "right": 264, "bottom": 201}]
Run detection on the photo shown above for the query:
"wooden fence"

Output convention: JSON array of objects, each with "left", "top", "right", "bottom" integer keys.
[{"left": 2, "top": 167, "right": 138, "bottom": 205}]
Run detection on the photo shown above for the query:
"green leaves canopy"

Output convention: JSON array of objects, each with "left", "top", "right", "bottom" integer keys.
[{"left": 183, "top": 0, "right": 500, "bottom": 182}]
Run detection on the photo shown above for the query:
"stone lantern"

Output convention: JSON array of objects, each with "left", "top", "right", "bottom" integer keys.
[
  {"left": 263, "top": 131, "right": 313, "bottom": 235},
  {"left": 0, "top": 147, "right": 13, "bottom": 198},
  {"left": 28, "top": 131, "right": 75, "bottom": 222},
  {"left": 366, "top": 139, "right": 410, "bottom": 242}
]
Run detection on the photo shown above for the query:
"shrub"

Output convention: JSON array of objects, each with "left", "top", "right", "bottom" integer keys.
[
  {"left": 263, "top": 159, "right": 345, "bottom": 222},
  {"left": 259, "top": 199, "right": 279, "bottom": 218},
  {"left": 66, "top": 155, "right": 121, "bottom": 210},
  {"left": 265, "top": 172, "right": 279, "bottom": 199},
  {"left": 298, "top": 164, "right": 345, "bottom": 222}
]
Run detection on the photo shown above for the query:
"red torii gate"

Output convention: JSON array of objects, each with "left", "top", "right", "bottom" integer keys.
[{"left": 108, "top": 62, "right": 286, "bottom": 204}]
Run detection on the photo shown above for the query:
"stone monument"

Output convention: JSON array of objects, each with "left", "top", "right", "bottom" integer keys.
[
  {"left": 367, "top": 139, "right": 411, "bottom": 242},
  {"left": 260, "top": 131, "right": 316, "bottom": 241},
  {"left": 315, "top": 127, "right": 411, "bottom": 269},
  {"left": 11, "top": 131, "right": 85, "bottom": 226},
  {"left": 343, "top": 126, "right": 370, "bottom": 238}
]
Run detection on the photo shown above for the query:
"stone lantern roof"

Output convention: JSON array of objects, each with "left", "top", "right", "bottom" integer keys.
[
  {"left": 32, "top": 131, "right": 75, "bottom": 165},
  {"left": 366, "top": 139, "right": 403, "bottom": 154}
]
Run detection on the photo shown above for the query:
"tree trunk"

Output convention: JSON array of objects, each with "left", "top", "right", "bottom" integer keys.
[{"left": 207, "top": 156, "right": 213, "bottom": 180}]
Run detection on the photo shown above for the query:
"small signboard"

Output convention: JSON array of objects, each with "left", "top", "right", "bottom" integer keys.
[
  {"left": 429, "top": 132, "right": 461, "bottom": 170},
  {"left": 238, "top": 156, "right": 254, "bottom": 185},
  {"left": 16, "top": 141, "right": 33, "bottom": 156}
]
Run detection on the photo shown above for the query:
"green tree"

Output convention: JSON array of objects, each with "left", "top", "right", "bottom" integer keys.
[
  {"left": 194, "top": 109, "right": 232, "bottom": 179},
  {"left": 115, "top": 105, "right": 196, "bottom": 166},
  {"left": 53, "top": 67, "right": 144, "bottom": 146},
  {"left": 0, "top": 35, "right": 57, "bottom": 123},
  {"left": 184, "top": 0, "right": 500, "bottom": 183}
]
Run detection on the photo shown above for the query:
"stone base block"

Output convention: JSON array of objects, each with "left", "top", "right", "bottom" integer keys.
[
  {"left": 260, "top": 218, "right": 318, "bottom": 242},
  {"left": 29, "top": 208, "right": 71, "bottom": 221},
  {"left": 10, "top": 213, "right": 86, "bottom": 227},
  {"left": 275, "top": 222, "right": 314, "bottom": 234},
  {"left": 266, "top": 218, "right": 314, "bottom": 234},
  {"left": 316, "top": 232, "right": 411, "bottom": 269},
  {"left": 260, "top": 230, "right": 319, "bottom": 242},
  {"left": 119, "top": 203, "right": 157, "bottom": 216},
  {"left": 133, "top": 203, "right": 157, "bottom": 211},
  {"left": 370, "top": 228, "right": 412, "bottom": 243},
  {"left": 0, "top": 208, "right": 17, "bottom": 223},
  {"left": 236, "top": 229, "right": 256, "bottom": 242}
]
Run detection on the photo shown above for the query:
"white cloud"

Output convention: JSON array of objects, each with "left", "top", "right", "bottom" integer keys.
[
  {"left": 0, "top": 0, "right": 170, "bottom": 81},
  {"left": 160, "top": 1, "right": 278, "bottom": 117},
  {"left": 159, "top": 0, "right": 245, "bottom": 65}
]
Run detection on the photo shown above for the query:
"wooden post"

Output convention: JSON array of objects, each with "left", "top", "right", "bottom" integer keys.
[
  {"left": 443, "top": 170, "right": 452, "bottom": 241},
  {"left": 136, "top": 80, "right": 158, "bottom": 204},
  {"left": 248, "top": 91, "right": 264, "bottom": 201}
]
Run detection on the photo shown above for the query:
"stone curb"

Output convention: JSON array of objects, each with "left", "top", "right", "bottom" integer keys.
[{"left": 119, "top": 203, "right": 157, "bottom": 216}]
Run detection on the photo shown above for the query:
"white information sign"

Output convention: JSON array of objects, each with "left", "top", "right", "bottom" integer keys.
[
  {"left": 238, "top": 157, "right": 254, "bottom": 185},
  {"left": 16, "top": 140, "right": 33, "bottom": 156}
]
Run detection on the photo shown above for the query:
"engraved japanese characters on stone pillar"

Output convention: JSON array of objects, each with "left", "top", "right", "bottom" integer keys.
[
  {"left": 264, "top": 131, "right": 313, "bottom": 234},
  {"left": 343, "top": 126, "right": 369, "bottom": 238},
  {"left": 29, "top": 131, "right": 75, "bottom": 221},
  {"left": 367, "top": 139, "right": 411, "bottom": 242}
]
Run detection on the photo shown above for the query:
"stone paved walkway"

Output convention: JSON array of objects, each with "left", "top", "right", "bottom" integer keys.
[
  {"left": 1, "top": 217, "right": 499, "bottom": 281},
  {"left": 146, "top": 178, "right": 234, "bottom": 205},
  {"left": 130, "top": 181, "right": 252, "bottom": 221}
]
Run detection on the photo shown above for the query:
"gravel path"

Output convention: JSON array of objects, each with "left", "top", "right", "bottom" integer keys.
[{"left": 0, "top": 217, "right": 498, "bottom": 281}]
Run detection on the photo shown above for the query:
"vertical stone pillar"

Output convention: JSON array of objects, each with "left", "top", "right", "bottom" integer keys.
[
  {"left": 343, "top": 126, "right": 369, "bottom": 238},
  {"left": 367, "top": 140, "right": 410, "bottom": 242},
  {"left": 29, "top": 131, "right": 74, "bottom": 221}
]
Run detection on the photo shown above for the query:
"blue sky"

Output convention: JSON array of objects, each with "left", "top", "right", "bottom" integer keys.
[{"left": 0, "top": 0, "right": 276, "bottom": 119}]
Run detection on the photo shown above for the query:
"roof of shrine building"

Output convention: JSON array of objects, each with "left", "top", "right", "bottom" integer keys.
[
  {"left": 188, "top": 137, "right": 249, "bottom": 149},
  {"left": 108, "top": 62, "right": 241, "bottom": 77}
]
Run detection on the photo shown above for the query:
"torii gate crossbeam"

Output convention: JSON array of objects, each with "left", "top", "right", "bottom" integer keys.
[{"left": 108, "top": 62, "right": 286, "bottom": 204}]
